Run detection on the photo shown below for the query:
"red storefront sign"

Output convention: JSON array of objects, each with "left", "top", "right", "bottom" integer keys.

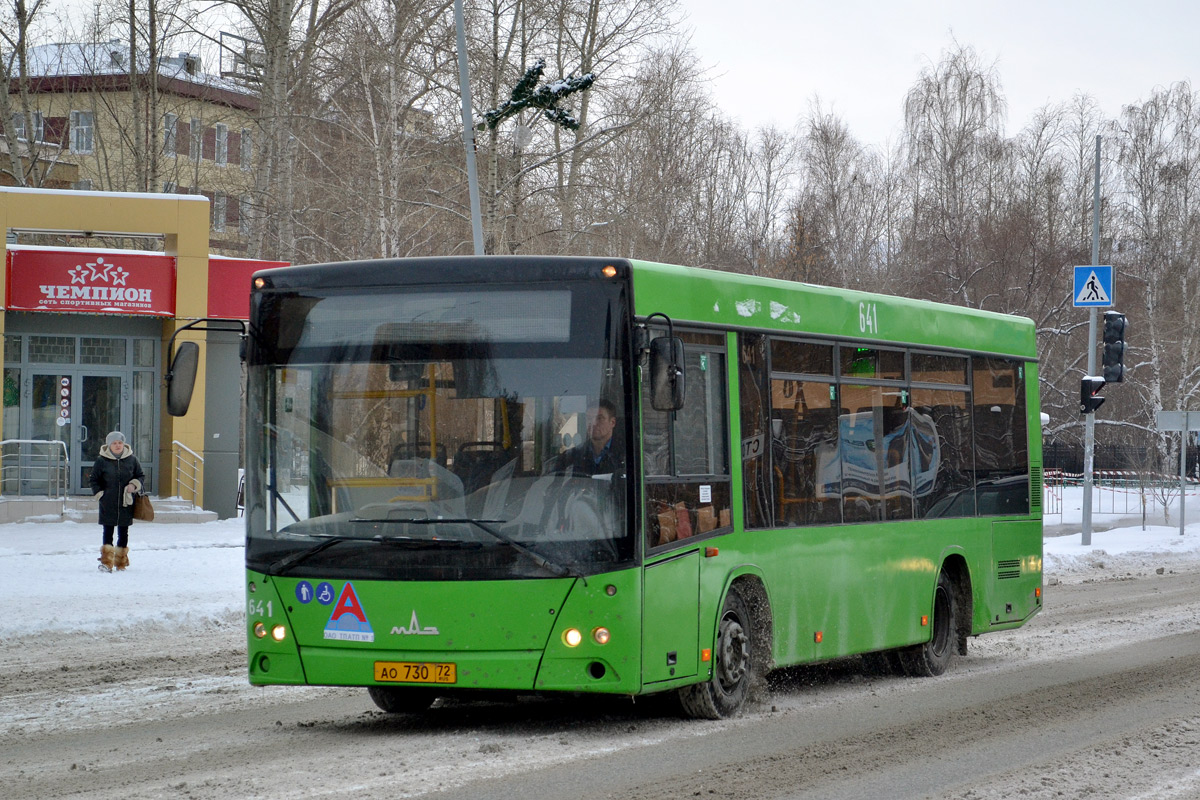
[
  {"left": 6, "top": 247, "right": 176, "bottom": 316},
  {"left": 208, "top": 256, "right": 288, "bottom": 320}
]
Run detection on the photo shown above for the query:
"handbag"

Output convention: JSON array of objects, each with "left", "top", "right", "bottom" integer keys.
[{"left": 133, "top": 493, "right": 155, "bottom": 522}]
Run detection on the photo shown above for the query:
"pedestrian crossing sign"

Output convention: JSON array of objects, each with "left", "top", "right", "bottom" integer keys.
[{"left": 1073, "top": 265, "right": 1113, "bottom": 307}]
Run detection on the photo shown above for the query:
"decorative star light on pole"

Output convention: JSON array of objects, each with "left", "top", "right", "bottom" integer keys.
[{"left": 481, "top": 58, "right": 596, "bottom": 132}]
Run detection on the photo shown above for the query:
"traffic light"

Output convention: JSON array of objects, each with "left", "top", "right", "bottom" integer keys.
[
  {"left": 1080, "top": 377, "right": 1106, "bottom": 414},
  {"left": 1102, "top": 311, "right": 1127, "bottom": 383}
]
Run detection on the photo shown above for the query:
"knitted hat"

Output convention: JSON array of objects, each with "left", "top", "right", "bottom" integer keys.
[{"left": 105, "top": 431, "right": 126, "bottom": 446}]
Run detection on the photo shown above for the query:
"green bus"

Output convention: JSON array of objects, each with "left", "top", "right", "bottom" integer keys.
[{"left": 240, "top": 256, "right": 1042, "bottom": 719}]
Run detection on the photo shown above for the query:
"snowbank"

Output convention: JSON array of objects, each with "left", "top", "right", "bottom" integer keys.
[
  {"left": 1, "top": 483, "right": 1198, "bottom": 640},
  {"left": 0, "top": 518, "right": 245, "bottom": 640}
]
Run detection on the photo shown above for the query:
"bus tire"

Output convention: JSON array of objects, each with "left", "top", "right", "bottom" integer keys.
[
  {"left": 678, "top": 587, "right": 754, "bottom": 719},
  {"left": 900, "top": 570, "right": 957, "bottom": 677},
  {"left": 367, "top": 686, "right": 436, "bottom": 714}
]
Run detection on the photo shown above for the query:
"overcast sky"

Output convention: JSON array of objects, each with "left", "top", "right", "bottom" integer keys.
[{"left": 678, "top": 0, "right": 1197, "bottom": 147}]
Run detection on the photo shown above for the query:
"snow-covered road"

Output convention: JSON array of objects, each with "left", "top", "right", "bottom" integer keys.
[{"left": 2, "top": 489, "right": 1199, "bottom": 799}]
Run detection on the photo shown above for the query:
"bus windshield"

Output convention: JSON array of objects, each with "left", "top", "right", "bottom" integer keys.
[{"left": 244, "top": 280, "right": 632, "bottom": 580}]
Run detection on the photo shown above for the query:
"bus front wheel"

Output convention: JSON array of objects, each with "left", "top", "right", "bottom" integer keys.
[
  {"left": 900, "top": 570, "right": 957, "bottom": 677},
  {"left": 678, "top": 588, "right": 754, "bottom": 719},
  {"left": 367, "top": 686, "right": 437, "bottom": 714}
]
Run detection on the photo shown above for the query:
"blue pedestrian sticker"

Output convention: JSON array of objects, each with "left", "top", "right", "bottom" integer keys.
[
  {"left": 315, "top": 582, "right": 335, "bottom": 605},
  {"left": 295, "top": 581, "right": 314, "bottom": 604}
]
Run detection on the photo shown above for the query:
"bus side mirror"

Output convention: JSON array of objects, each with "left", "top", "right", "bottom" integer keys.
[
  {"left": 650, "top": 336, "right": 685, "bottom": 411},
  {"left": 166, "top": 341, "right": 200, "bottom": 416}
]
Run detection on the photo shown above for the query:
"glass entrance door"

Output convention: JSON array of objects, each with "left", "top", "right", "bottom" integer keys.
[
  {"left": 29, "top": 373, "right": 73, "bottom": 495},
  {"left": 31, "top": 371, "right": 124, "bottom": 494},
  {"left": 78, "top": 375, "right": 123, "bottom": 492}
]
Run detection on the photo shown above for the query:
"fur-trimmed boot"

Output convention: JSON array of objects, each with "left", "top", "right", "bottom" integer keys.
[
  {"left": 98, "top": 544, "right": 115, "bottom": 573},
  {"left": 114, "top": 546, "right": 130, "bottom": 571}
]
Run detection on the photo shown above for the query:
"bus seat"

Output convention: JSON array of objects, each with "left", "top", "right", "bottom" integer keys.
[
  {"left": 389, "top": 441, "right": 448, "bottom": 467},
  {"left": 452, "top": 441, "right": 513, "bottom": 494},
  {"left": 387, "top": 457, "right": 466, "bottom": 516}
]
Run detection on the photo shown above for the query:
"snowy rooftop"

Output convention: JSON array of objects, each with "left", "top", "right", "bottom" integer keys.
[{"left": 24, "top": 41, "right": 255, "bottom": 99}]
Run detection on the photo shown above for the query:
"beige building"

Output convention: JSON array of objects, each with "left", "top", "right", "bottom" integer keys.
[{"left": 5, "top": 42, "right": 258, "bottom": 253}]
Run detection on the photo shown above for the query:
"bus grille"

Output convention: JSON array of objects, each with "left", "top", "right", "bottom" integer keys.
[
  {"left": 997, "top": 559, "right": 1021, "bottom": 580},
  {"left": 1030, "top": 465, "right": 1042, "bottom": 508}
]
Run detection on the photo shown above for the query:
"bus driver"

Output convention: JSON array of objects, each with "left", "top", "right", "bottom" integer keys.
[{"left": 560, "top": 398, "right": 623, "bottom": 476}]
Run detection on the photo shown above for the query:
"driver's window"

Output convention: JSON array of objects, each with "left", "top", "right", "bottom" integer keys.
[{"left": 643, "top": 330, "right": 731, "bottom": 551}]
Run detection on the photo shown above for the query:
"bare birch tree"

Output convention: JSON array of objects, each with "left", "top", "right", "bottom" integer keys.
[
  {"left": 0, "top": 0, "right": 51, "bottom": 185},
  {"left": 902, "top": 42, "right": 1006, "bottom": 305},
  {"left": 1112, "top": 82, "right": 1200, "bottom": 491},
  {"left": 218, "top": 0, "right": 359, "bottom": 260}
]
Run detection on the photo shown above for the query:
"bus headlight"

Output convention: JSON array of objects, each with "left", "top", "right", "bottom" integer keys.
[
  {"left": 271, "top": 624, "right": 287, "bottom": 642},
  {"left": 563, "top": 628, "right": 583, "bottom": 647},
  {"left": 253, "top": 622, "right": 267, "bottom": 638},
  {"left": 592, "top": 627, "right": 611, "bottom": 645}
]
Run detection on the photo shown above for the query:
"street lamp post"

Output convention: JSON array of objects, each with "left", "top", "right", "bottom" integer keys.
[{"left": 453, "top": 0, "right": 485, "bottom": 256}]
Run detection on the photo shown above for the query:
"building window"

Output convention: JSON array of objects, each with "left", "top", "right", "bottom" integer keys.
[
  {"left": 73, "top": 179, "right": 93, "bottom": 191},
  {"left": 189, "top": 118, "right": 202, "bottom": 161},
  {"left": 133, "top": 339, "right": 156, "bottom": 368},
  {"left": 69, "top": 110, "right": 94, "bottom": 153},
  {"left": 212, "top": 192, "right": 227, "bottom": 232},
  {"left": 80, "top": 337, "right": 128, "bottom": 366},
  {"left": 163, "top": 113, "right": 177, "bottom": 155},
  {"left": 215, "top": 123, "right": 228, "bottom": 166},
  {"left": 162, "top": 181, "right": 177, "bottom": 194},
  {"left": 10, "top": 111, "right": 44, "bottom": 142},
  {"left": 240, "top": 128, "right": 252, "bottom": 170},
  {"left": 239, "top": 194, "right": 252, "bottom": 235},
  {"left": 28, "top": 335, "right": 74, "bottom": 364}
]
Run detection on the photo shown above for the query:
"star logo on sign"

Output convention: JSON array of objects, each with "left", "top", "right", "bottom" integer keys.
[
  {"left": 87, "top": 263, "right": 113, "bottom": 282},
  {"left": 68, "top": 266, "right": 87, "bottom": 284},
  {"left": 110, "top": 266, "right": 129, "bottom": 286}
]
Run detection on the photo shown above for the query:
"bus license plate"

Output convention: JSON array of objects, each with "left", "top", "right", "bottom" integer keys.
[{"left": 374, "top": 661, "right": 457, "bottom": 684}]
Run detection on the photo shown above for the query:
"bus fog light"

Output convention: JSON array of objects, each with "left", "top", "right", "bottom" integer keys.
[
  {"left": 254, "top": 622, "right": 267, "bottom": 638},
  {"left": 271, "top": 624, "right": 287, "bottom": 642},
  {"left": 563, "top": 628, "right": 583, "bottom": 647},
  {"left": 592, "top": 627, "right": 611, "bottom": 645}
]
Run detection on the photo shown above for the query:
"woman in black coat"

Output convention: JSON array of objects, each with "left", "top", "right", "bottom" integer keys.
[{"left": 90, "top": 431, "right": 145, "bottom": 572}]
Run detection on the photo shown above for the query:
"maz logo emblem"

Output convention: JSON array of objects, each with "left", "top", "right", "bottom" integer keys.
[{"left": 390, "top": 610, "right": 439, "bottom": 635}]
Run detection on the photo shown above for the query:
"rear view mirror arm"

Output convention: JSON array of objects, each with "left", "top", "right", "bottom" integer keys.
[{"left": 165, "top": 318, "right": 248, "bottom": 417}]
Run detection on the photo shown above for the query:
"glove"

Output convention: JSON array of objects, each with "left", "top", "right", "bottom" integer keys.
[
  {"left": 123, "top": 491, "right": 135, "bottom": 507},
  {"left": 95, "top": 491, "right": 104, "bottom": 500},
  {"left": 127, "top": 479, "right": 142, "bottom": 494}
]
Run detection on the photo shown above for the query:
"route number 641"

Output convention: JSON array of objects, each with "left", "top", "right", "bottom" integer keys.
[
  {"left": 859, "top": 302, "right": 879, "bottom": 335},
  {"left": 248, "top": 598, "right": 274, "bottom": 618}
]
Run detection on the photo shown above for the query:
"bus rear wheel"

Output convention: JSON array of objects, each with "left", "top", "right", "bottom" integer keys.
[
  {"left": 900, "top": 570, "right": 957, "bottom": 677},
  {"left": 367, "top": 686, "right": 437, "bottom": 714},
  {"left": 678, "top": 588, "right": 754, "bottom": 719}
]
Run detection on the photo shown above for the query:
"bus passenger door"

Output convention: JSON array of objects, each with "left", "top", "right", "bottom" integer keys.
[{"left": 642, "top": 551, "right": 700, "bottom": 684}]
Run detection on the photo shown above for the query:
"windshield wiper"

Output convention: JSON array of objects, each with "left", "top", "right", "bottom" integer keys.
[
  {"left": 270, "top": 531, "right": 482, "bottom": 574},
  {"left": 371, "top": 534, "right": 482, "bottom": 550},
  {"left": 355, "top": 516, "right": 584, "bottom": 583},
  {"left": 269, "top": 535, "right": 353, "bottom": 574},
  {"left": 460, "top": 518, "right": 587, "bottom": 585}
]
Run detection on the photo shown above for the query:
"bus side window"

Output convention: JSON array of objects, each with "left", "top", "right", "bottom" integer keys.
[{"left": 643, "top": 332, "right": 731, "bottom": 551}]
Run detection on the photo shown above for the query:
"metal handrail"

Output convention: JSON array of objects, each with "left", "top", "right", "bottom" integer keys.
[
  {"left": 172, "top": 440, "right": 205, "bottom": 462},
  {"left": 171, "top": 440, "right": 204, "bottom": 507},
  {"left": 0, "top": 439, "right": 70, "bottom": 498}
]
